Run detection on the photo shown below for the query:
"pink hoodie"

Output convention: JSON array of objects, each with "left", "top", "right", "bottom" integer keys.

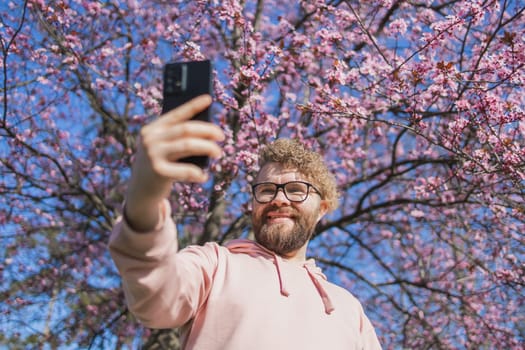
[{"left": 109, "top": 200, "right": 381, "bottom": 349}]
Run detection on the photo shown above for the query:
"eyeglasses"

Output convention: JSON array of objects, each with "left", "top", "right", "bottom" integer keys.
[{"left": 251, "top": 181, "right": 321, "bottom": 203}]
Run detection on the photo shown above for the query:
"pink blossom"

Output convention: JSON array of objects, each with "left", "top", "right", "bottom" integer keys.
[
  {"left": 410, "top": 209, "right": 425, "bottom": 218},
  {"left": 388, "top": 19, "right": 408, "bottom": 36},
  {"left": 2, "top": 1, "right": 524, "bottom": 348}
]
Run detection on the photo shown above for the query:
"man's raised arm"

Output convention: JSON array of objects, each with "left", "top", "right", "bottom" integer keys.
[
  {"left": 108, "top": 95, "right": 225, "bottom": 328},
  {"left": 123, "top": 94, "right": 224, "bottom": 232}
]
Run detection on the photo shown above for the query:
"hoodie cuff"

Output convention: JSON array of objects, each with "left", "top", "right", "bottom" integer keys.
[
  {"left": 109, "top": 199, "right": 178, "bottom": 258},
  {"left": 121, "top": 199, "right": 170, "bottom": 234}
]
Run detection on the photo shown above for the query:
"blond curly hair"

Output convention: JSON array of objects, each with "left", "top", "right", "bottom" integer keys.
[{"left": 257, "top": 138, "right": 339, "bottom": 212}]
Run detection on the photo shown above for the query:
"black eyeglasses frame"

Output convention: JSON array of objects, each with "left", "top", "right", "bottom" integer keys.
[{"left": 251, "top": 180, "right": 322, "bottom": 204}]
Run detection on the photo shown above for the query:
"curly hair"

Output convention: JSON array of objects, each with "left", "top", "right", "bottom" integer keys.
[{"left": 257, "top": 138, "right": 339, "bottom": 212}]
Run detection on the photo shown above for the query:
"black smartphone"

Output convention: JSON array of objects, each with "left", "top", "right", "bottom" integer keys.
[{"left": 162, "top": 60, "right": 213, "bottom": 168}]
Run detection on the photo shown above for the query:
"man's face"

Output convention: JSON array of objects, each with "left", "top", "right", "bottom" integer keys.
[{"left": 251, "top": 162, "right": 328, "bottom": 257}]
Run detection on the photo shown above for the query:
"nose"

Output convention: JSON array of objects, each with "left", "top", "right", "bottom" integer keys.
[{"left": 271, "top": 187, "right": 290, "bottom": 205}]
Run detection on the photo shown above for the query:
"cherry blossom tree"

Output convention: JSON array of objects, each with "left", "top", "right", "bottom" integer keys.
[{"left": 1, "top": 0, "right": 523, "bottom": 348}]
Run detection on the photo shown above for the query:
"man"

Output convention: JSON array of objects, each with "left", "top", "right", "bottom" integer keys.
[{"left": 109, "top": 95, "right": 382, "bottom": 349}]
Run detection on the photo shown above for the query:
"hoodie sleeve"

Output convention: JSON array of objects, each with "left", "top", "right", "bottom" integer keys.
[{"left": 108, "top": 199, "right": 219, "bottom": 329}]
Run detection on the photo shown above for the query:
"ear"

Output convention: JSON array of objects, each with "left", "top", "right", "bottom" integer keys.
[{"left": 317, "top": 199, "right": 329, "bottom": 222}]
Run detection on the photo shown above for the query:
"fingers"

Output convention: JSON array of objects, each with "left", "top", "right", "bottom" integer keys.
[
  {"left": 136, "top": 136, "right": 216, "bottom": 184},
  {"left": 146, "top": 137, "right": 220, "bottom": 183},
  {"left": 150, "top": 159, "right": 210, "bottom": 183},
  {"left": 161, "top": 94, "right": 213, "bottom": 125},
  {"left": 159, "top": 138, "right": 223, "bottom": 163},
  {"left": 141, "top": 120, "right": 224, "bottom": 161},
  {"left": 135, "top": 95, "right": 225, "bottom": 184},
  {"left": 144, "top": 95, "right": 224, "bottom": 142},
  {"left": 155, "top": 120, "right": 225, "bottom": 143}
]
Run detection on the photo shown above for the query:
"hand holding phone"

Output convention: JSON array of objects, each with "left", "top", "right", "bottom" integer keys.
[{"left": 162, "top": 60, "right": 213, "bottom": 168}]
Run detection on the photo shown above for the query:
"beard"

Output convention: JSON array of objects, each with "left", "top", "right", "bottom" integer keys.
[{"left": 252, "top": 205, "right": 319, "bottom": 256}]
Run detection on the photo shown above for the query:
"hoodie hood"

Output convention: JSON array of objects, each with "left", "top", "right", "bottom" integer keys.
[{"left": 226, "top": 238, "right": 335, "bottom": 314}]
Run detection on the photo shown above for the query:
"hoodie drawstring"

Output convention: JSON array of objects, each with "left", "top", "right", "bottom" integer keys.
[
  {"left": 303, "top": 264, "right": 335, "bottom": 314},
  {"left": 271, "top": 252, "right": 290, "bottom": 297},
  {"left": 226, "top": 239, "right": 334, "bottom": 315}
]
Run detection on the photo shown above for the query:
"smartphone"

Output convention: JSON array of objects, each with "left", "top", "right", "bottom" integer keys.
[{"left": 162, "top": 60, "right": 213, "bottom": 168}]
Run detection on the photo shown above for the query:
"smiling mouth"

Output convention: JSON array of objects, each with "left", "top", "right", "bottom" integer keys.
[{"left": 266, "top": 212, "right": 295, "bottom": 223}]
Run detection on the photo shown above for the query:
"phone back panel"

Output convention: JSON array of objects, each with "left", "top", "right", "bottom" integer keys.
[{"left": 162, "top": 60, "right": 212, "bottom": 167}]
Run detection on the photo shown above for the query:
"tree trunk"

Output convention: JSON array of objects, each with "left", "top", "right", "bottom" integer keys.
[{"left": 141, "top": 328, "right": 180, "bottom": 350}]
